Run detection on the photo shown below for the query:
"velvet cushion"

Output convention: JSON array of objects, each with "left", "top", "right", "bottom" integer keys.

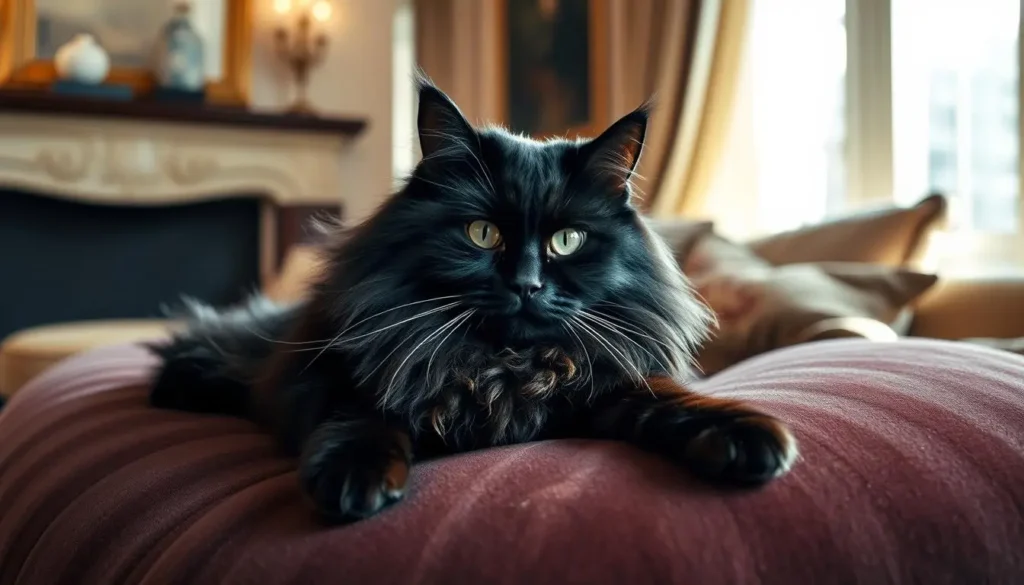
[{"left": 1, "top": 340, "right": 1023, "bottom": 585}]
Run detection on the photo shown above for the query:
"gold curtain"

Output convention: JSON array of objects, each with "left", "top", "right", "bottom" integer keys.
[
  {"left": 414, "top": 0, "right": 498, "bottom": 125},
  {"left": 648, "top": 0, "right": 751, "bottom": 218},
  {"left": 414, "top": 0, "right": 456, "bottom": 92},
  {"left": 607, "top": 0, "right": 701, "bottom": 209}
]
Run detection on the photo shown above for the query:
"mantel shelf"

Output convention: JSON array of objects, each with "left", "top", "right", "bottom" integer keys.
[{"left": 0, "top": 89, "right": 368, "bottom": 137}]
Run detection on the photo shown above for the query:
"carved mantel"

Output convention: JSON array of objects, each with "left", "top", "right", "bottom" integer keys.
[{"left": 0, "top": 90, "right": 367, "bottom": 285}]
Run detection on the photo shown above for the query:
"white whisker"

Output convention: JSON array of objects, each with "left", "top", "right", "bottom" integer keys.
[
  {"left": 572, "top": 316, "right": 652, "bottom": 395},
  {"left": 356, "top": 306, "right": 467, "bottom": 385},
  {"left": 425, "top": 309, "right": 476, "bottom": 384},
  {"left": 562, "top": 322, "right": 596, "bottom": 403},
  {"left": 340, "top": 295, "right": 463, "bottom": 334},
  {"left": 584, "top": 309, "right": 675, "bottom": 352},
  {"left": 380, "top": 308, "right": 474, "bottom": 408},
  {"left": 299, "top": 300, "right": 461, "bottom": 374},
  {"left": 336, "top": 301, "right": 462, "bottom": 346},
  {"left": 244, "top": 326, "right": 332, "bottom": 346},
  {"left": 580, "top": 311, "right": 671, "bottom": 374}
]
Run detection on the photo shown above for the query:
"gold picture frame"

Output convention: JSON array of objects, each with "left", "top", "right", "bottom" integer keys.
[{"left": 0, "top": 0, "right": 252, "bottom": 104}]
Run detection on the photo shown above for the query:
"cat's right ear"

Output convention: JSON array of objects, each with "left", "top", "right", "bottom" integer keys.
[{"left": 416, "top": 73, "right": 477, "bottom": 159}]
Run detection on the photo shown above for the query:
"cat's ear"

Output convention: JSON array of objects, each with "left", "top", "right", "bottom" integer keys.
[
  {"left": 416, "top": 73, "right": 477, "bottom": 159},
  {"left": 579, "top": 103, "right": 650, "bottom": 192}
]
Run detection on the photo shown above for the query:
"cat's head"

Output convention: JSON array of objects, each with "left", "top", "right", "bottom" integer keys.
[
  {"left": 320, "top": 79, "right": 711, "bottom": 405},
  {"left": 406, "top": 80, "right": 656, "bottom": 345}
]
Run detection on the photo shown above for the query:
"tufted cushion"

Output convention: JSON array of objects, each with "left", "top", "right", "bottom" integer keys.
[{"left": 1, "top": 340, "right": 1023, "bottom": 584}]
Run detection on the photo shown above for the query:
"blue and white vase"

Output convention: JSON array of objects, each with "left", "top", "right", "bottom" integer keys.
[{"left": 154, "top": 0, "right": 205, "bottom": 92}]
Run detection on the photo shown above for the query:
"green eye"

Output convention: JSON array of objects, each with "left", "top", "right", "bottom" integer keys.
[
  {"left": 467, "top": 220, "right": 502, "bottom": 249},
  {"left": 549, "top": 228, "right": 585, "bottom": 256}
]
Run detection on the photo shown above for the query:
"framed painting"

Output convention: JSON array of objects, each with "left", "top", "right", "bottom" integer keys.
[
  {"left": 0, "top": 0, "right": 251, "bottom": 104},
  {"left": 498, "top": 0, "right": 609, "bottom": 138}
]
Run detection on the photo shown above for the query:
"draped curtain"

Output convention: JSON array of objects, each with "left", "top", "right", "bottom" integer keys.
[{"left": 414, "top": 0, "right": 750, "bottom": 218}]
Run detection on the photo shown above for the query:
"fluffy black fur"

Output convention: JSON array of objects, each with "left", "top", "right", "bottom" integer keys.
[{"left": 149, "top": 78, "right": 798, "bottom": 524}]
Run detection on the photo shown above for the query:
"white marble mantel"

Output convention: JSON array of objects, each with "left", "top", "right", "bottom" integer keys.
[{"left": 0, "top": 95, "right": 367, "bottom": 285}]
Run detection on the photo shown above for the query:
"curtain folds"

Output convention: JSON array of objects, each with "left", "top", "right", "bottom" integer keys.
[
  {"left": 648, "top": 0, "right": 751, "bottom": 218},
  {"left": 414, "top": 0, "right": 750, "bottom": 218}
]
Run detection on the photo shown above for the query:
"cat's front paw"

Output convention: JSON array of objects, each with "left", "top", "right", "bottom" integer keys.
[
  {"left": 683, "top": 414, "right": 798, "bottom": 485},
  {"left": 299, "top": 422, "right": 412, "bottom": 524}
]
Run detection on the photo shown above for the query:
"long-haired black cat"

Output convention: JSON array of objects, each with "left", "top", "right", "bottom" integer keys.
[{"left": 149, "top": 78, "right": 798, "bottom": 524}]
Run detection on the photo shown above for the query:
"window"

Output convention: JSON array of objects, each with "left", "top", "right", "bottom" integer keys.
[
  {"left": 892, "top": 0, "right": 1020, "bottom": 234},
  {"left": 749, "top": 0, "right": 846, "bottom": 234},
  {"left": 746, "top": 0, "right": 1024, "bottom": 275}
]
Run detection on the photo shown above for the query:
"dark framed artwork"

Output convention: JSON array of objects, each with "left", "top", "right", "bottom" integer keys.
[{"left": 499, "top": 0, "right": 608, "bottom": 138}]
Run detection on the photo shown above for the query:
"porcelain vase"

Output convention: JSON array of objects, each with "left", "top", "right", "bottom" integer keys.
[
  {"left": 154, "top": 1, "right": 206, "bottom": 92},
  {"left": 54, "top": 34, "right": 110, "bottom": 85}
]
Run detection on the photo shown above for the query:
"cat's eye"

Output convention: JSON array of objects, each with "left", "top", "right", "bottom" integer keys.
[
  {"left": 467, "top": 220, "right": 502, "bottom": 249},
  {"left": 549, "top": 228, "right": 585, "bottom": 256}
]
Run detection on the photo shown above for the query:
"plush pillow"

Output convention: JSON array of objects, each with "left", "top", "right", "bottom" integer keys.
[
  {"left": 646, "top": 218, "right": 715, "bottom": 264},
  {"left": 683, "top": 233, "right": 938, "bottom": 374},
  {"left": 747, "top": 193, "right": 947, "bottom": 268},
  {"left": 691, "top": 263, "right": 937, "bottom": 374}
]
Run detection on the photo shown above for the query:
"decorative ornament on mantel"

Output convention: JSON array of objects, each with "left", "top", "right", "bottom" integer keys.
[
  {"left": 273, "top": 0, "right": 333, "bottom": 115},
  {"left": 155, "top": 0, "right": 207, "bottom": 98},
  {"left": 54, "top": 34, "right": 111, "bottom": 85}
]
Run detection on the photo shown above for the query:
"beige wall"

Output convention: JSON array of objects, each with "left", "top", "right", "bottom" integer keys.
[{"left": 249, "top": 0, "right": 399, "bottom": 223}]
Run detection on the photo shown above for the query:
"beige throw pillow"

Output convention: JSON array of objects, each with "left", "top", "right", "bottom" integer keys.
[
  {"left": 747, "top": 193, "right": 947, "bottom": 268},
  {"left": 647, "top": 219, "right": 715, "bottom": 265},
  {"left": 681, "top": 232, "right": 937, "bottom": 374},
  {"left": 687, "top": 254, "right": 937, "bottom": 374}
]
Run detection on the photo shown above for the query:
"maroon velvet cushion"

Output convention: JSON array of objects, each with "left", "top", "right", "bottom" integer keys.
[{"left": 1, "top": 340, "right": 1023, "bottom": 585}]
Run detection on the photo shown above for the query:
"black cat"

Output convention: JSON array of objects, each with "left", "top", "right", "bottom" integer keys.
[{"left": 149, "top": 78, "right": 798, "bottom": 524}]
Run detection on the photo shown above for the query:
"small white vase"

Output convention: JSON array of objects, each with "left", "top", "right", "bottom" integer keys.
[{"left": 54, "top": 34, "right": 110, "bottom": 85}]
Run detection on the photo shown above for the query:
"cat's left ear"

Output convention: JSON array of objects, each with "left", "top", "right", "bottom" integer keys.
[
  {"left": 416, "top": 73, "right": 478, "bottom": 160},
  {"left": 579, "top": 103, "right": 650, "bottom": 192}
]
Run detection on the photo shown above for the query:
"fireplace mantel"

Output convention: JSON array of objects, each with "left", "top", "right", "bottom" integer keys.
[{"left": 0, "top": 91, "right": 367, "bottom": 284}]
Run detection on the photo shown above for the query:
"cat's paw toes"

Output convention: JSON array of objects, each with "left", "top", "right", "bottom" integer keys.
[
  {"left": 684, "top": 414, "right": 798, "bottom": 485},
  {"left": 300, "top": 428, "right": 411, "bottom": 524},
  {"left": 303, "top": 452, "right": 409, "bottom": 523}
]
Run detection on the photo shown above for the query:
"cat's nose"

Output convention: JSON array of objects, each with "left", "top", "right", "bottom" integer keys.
[{"left": 512, "top": 277, "right": 544, "bottom": 299}]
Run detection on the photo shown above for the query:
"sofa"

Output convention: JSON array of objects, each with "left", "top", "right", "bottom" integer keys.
[{"left": 1, "top": 196, "right": 1023, "bottom": 584}]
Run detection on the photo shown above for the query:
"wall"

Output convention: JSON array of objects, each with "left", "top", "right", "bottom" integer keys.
[{"left": 249, "top": 0, "right": 399, "bottom": 223}]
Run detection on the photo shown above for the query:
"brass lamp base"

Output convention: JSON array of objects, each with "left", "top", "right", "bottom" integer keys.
[{"left": 275, "top": 13, "right": 328, "bottom": 117}]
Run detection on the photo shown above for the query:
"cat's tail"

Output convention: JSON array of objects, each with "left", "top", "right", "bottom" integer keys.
[{"left": 147, "top": 295, "right": 303, "bottom": 418}]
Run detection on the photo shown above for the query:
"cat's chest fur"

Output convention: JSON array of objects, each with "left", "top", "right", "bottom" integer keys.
[{"left": 407, "top": 346, "right": 582, "bottom": 451}]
